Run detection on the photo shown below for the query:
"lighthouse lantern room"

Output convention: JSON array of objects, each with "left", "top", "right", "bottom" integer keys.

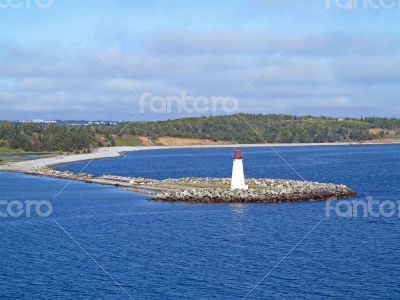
[{"left": 231, "top": 150, "right": 248, "bottom": 190}]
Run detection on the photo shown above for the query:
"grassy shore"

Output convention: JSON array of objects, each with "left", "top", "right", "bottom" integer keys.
[
  {"left": 0, "top": 151, "right": 56, "bottom": 166},
  {"left": 175, "top": 183, "right": 266, "bottom": 190},
  {"left": 0, "top": 147, "right": 26, "bottom": 154},
  {"left": 0, "top": 158, "right": 18, "bottom": 165}
]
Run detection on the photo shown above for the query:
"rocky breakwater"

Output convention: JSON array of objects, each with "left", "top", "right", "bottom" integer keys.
[
  {"left": 24, "top": 168, "right": 172, "bottom": 194},
  {"left": 152, "top": 178, "right": 356, "bottom": 203},
  {"left": 23, "top": 169, "right": 356, "bottom": 204},
  {"left": 26, "top": 168, "right": 95, "bottom": 180}
]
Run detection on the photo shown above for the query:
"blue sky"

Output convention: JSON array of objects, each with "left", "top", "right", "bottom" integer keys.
[{"left": 0, "top": 0, "right": 399, "bottom": 120}]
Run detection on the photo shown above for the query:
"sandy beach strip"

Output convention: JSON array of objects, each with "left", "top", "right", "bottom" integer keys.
[{"left": 0, "top": 142, "right": 398, "bottom": 172}]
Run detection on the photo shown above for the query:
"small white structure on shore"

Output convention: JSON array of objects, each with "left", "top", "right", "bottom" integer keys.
[{"left": 231, "top": 150, "right": 248, "bottom": 190}]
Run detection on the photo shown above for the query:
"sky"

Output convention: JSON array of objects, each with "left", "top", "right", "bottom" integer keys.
[{"left": 0, "top": 0, "right": 399, "bottom": 121}]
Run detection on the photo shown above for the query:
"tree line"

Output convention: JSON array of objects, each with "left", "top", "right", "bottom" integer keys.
[{"left": 1, "top": 114, "right": 399, "bottom": 152}]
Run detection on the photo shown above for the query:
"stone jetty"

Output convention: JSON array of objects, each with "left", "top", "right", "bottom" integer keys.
[
  {"left": 153, "top": 177, "right": 356, "bottom": 203},
  {"left": 24, "top": 168, "right": 356, "bottom": 204}
]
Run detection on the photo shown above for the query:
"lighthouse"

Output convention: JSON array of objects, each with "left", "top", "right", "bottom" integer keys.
[{"left": 231, "top": 150, "right": 248, "bottom": 190}]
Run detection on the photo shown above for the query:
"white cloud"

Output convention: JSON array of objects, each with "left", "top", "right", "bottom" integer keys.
[{"left": 0, "top": 28, "right": 399, "bottom": 120}]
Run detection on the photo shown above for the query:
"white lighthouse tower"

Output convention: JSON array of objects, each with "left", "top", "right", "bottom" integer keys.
[{"left": 231, "top": 150, "right": 248, "bottom": 190}]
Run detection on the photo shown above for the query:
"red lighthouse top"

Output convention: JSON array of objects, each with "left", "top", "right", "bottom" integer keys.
[{"left": 233, "top": 150, "right": 243, "bottom": 159}]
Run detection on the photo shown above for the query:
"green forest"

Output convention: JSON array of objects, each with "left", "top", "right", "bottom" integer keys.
[{"left": 1, "top": 114, "right": 400, "bottom": 153}]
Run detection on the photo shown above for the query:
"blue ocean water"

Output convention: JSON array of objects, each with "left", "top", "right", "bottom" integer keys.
[{"left": 1, "top": 145, "right": 400, "bottom": 299}]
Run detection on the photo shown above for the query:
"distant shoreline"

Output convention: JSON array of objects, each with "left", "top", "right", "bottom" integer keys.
[{"left": 1, "top": 141, "right": 399, "bottom": 172}]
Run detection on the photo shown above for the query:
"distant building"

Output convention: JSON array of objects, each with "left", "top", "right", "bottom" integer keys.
[{"left": 31, "top": 119, "right": 56, "bottom": 124}]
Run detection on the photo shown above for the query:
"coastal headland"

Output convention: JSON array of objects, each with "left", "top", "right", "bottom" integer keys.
[{"left": 0, "top": 145, "right": 357, "bottom": 204}]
